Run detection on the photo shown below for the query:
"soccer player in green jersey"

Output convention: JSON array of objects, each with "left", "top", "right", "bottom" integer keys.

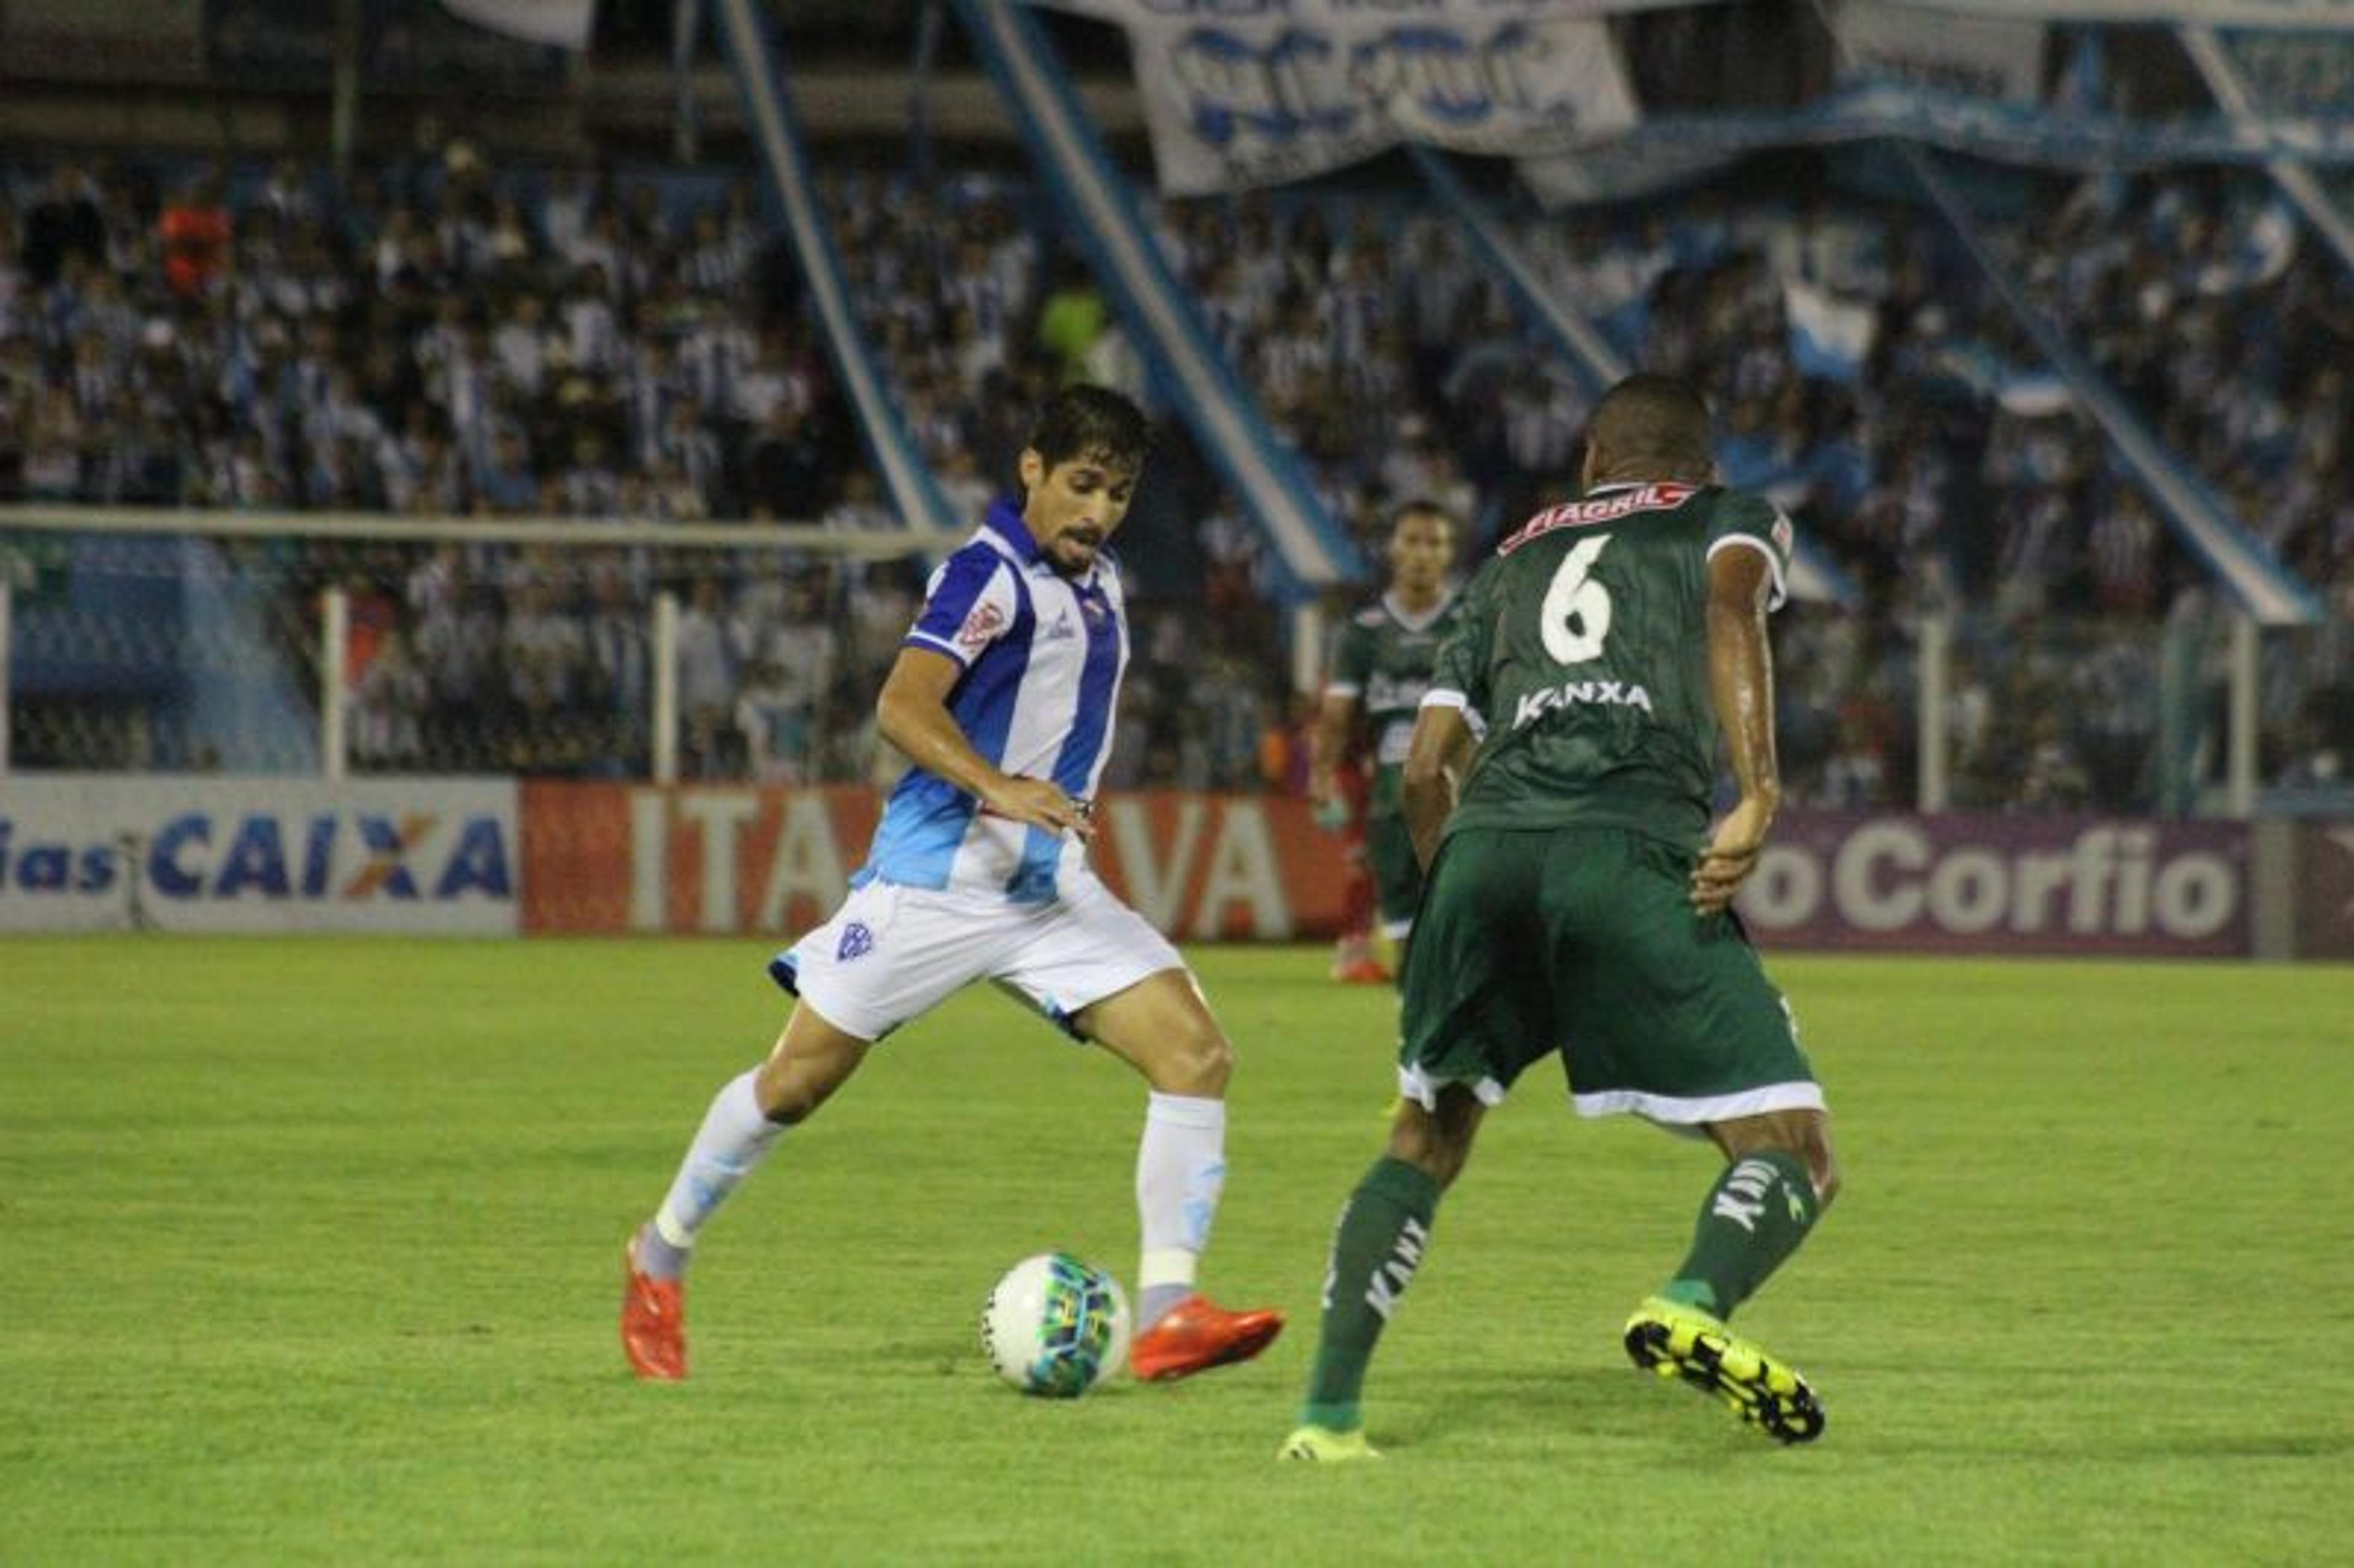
[
  {"left": 1309, "top": 500, "right": 1464, "bottom": 983},
  {"left": 1281, "top": 374, "right": 1842, "bottom": 1461}
]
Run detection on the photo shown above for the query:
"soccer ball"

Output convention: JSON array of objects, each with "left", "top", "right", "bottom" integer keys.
[{"left": 980, "top": 1252, "right": 1132, "bottom": 1398}]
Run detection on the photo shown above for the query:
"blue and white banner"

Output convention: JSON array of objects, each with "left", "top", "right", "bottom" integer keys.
[
  {"left": 1832, "top": 0, "right": 2046, "bottom": 102},
  {"left": 1783, "top": 279, "right": 1880, "bottom": 386},
  {"left": 440, "top": 0, "right": 595, "bottom": 50},
  {"left": 1905, "top": 0, "right": 2354, "bottom": 25},
  {"left": 958, "top": 0, "right": 1358, "bottom": 590},
  {"left": 1520, "top": 78, "right": 2354, "bottom": 210},
  {"left": 1038, "top": 0, "right": 1645, "bottom": 195}
]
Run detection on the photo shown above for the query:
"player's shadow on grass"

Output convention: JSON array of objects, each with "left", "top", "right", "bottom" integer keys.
[{"left": 1387, "top": 1365, "right": 1768, "bottom": 1456}]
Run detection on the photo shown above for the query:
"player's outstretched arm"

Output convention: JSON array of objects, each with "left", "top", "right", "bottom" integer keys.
[
  {"left": 1308, "top": 689, "right": 1360, "bottom": 827},
  {"left": 877, "top": 647, "right": 1092, "bottom": 839},
  {"left": 1696, "top": 544, "right": 1781, "bottom": 915},
  {"left": 1401, "top": 702, "right": 1473, "bottom": 873}
]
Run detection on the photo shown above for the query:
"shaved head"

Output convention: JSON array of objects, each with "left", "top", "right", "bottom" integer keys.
[{"left": 1585, "top": 374, "right": 1714, "bottom": 484}]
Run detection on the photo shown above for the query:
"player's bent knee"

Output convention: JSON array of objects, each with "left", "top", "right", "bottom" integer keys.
[
  {"left": 1792, "top": 1114, "right": 1842, "bottom": 1208},
  {"left": 1386, "top": 1094, "right": 1480, "bottom": 1190},
  {"left": 1809, "top": 1144, "right": 1844, "bottom": 1209},
  {"left": 1713, "top": 1109, "right": 1840, "bottom": 1209},
  {"left": 753, "top": 1057, "right": 835, "bottom": 1124},
  {"left": 1156, "top": 1030, "right": 1233, "bottom": 1097}
]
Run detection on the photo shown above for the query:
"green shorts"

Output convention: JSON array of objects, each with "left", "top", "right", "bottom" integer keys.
[
  {"left": 1363, "top": 811, "right": 1425, "bottom": 937},
  {"left": 1396, "top": 826, "right": 1824, "bottom": 1126}
]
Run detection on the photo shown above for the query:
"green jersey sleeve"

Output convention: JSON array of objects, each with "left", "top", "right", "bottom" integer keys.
[{"left": 1705, "top": 490, "right": 1795, "bottom": 612}]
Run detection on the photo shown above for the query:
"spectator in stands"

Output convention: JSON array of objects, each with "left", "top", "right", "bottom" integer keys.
[
  {"left": 23, "top": 163, "right": 107, "bottom": 290},
  {"left": 653, "top": 399, "right": 722, "bottom": 514},
  {"left": 492, "top": 289, "right": 555, "bottom": 400},
  {"left": 9, "top": 141, "right": 2339, "bottom": 806},
  {"left": 503, "top": 573, "right": 587, "bottom": 711},
  {"left": 674, "top": 573, "right": 737, "bottom": 778},
  {"left": 579, "top": 554, "right": 651, "bottom": 775},
  {"left": 474, "top": 427, "right": 539, "bottom": 516},
  {"left": 158, "top": 170, "right": 232, "bottom": 300},
  {"left": 351, "top": 628, "right": 430, "bottom": 771},
  {"left": 821, "top": 468, "right": 894, "bottom": 533},
  {"left": 408, "top": 554, "right": 504, "bottom": 769},
  {"left": 741, "top": 396, "right": 828, "bottom": 520},
  {"left": 21, "top": 382, "right": 85, "bottom": 500},
  {"left": 1034, "top": 256, "right": 1108, "bottom": 384}
]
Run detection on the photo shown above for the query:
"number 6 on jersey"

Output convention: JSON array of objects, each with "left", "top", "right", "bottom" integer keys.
[{"left": 1539, "top": 533, "right": 1613, "bottom": 664}]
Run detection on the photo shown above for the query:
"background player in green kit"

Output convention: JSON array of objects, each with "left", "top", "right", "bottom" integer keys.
[
  {"left": 1309, "top": 501, "right": 1464, "bottom": 983},
  {"left": 1281, "top": 375, "right": 1843, "bottom": 1462}
]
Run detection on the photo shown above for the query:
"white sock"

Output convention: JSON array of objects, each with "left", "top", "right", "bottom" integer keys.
[
  {"left": 643, "top": 1069, "right": 787, "bottom": 1278},
  {"left": 1135, "top": 1091, "right": 1227, "bottom": 1327}
]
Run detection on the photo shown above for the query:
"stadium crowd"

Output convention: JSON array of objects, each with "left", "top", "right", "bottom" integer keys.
[{"left": 1, "top": 142, "right": 2347, "bottom": 804}]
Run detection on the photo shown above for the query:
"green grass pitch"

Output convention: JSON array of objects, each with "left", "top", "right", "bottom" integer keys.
[{"left": 4, "top": 937, "right": 2350, "bottom": 1565}]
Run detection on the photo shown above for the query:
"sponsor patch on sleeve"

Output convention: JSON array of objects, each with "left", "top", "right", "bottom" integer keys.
[{"left": 956, "top": 601, "right": 1006, "bottom": 651}]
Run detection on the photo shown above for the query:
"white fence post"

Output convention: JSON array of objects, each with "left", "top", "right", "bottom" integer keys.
[
  {"left": 1290, "top": 601, "right": 1325, "bottom": 698},
  {"left": 322, "top": 585, "right": 348, "bottom": 782},
  {"left": 653, "top": 589, "right": 680, "bottom": 786},
  {"left": 2228, "top": 613, "right": 2258, "bottom": 819},
  {"left": 1918, "top": 611, "right": 1951, "bottom": 813}
]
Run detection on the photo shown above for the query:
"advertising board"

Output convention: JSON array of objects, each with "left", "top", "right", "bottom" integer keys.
[{"left": 0, "top": 775, "right": 518, "bottom": 934}]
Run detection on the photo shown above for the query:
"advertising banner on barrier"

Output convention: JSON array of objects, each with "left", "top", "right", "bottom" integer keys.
[
  {"left": 0, "top": 775, "right": 519, "bottom": 934},
  {"left": 1736, "top": 812, "right": 2250, "bottom": 957},
  {"left": 2295, "top": 820, "right": 2354, "bottom": 960},
  {"left": 7, "top": 780, "right": 2297, "bottom": 956},
  {"left": 519, "top": 783, "right": 1355, "bottom": 940}
]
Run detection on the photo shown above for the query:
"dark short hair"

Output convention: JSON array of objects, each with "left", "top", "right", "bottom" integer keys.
[
  {"left": 1589, "top": 373, "right": 1713, "bottom": 469},
  {"left": 1387, "top": 497, "right": 1459, "bottom": 538},
  {"left": 1027, "top": 384, "right": 1153, "bottom": 474}
]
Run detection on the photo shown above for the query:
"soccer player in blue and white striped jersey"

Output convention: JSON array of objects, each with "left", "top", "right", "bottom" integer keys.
[{"left": 622, "top": 385, "right": 1284, "bottom": 1385}]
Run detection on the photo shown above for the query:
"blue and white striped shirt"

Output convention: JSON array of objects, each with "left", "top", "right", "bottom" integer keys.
[{"left": 857, "top": 497, "right": 1128, "bottom": 904}]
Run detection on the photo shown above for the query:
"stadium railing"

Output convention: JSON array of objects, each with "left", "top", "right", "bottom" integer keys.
[{"left": 0, "top": 504, "right": 948, "bottom": 788}]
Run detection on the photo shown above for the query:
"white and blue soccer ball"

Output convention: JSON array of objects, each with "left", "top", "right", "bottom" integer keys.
[{"left": 980, "top": 1252, "right": 1132, "bottom": 1398}]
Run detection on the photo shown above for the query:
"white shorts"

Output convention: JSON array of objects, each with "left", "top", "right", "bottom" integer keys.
[{"left": 769, "top": 871, "right": 1186, "bottom": 1043}]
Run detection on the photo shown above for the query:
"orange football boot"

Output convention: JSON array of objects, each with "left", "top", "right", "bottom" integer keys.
[
  {"left": 621, "top": 1230, "right": 687, "bottom": 1381},
  {"left": 1329, "top": 934, "right": 1392, "bottom": 985},
  {"left": 1129, "top": 1295, "right": 1285, "bottom": 1382}
]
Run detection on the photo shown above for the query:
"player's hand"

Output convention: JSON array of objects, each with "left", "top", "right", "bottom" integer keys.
[
  {"left": 983, "top": 775, "right": 1096, "bottom": 842},
  {"left": 1692, "top": 794, "right": 1776, "bottom": 915}
]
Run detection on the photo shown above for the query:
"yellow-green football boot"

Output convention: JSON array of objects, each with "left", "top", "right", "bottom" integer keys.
[
  {"left": 1278, "top": 1425, "right": 1382, "bottom": 1463},
  {"left": 1623, "top": 1296, "right": 1824, "bottom": 1445}
]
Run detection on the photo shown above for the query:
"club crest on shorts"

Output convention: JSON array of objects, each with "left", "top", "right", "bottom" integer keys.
[{"left": 837, "top": 921, "right": 874, "bottom": 962}]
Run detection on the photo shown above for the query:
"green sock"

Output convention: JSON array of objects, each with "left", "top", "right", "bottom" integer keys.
[
  {"left": 1301, "top": 1156, "right": 1441, "bottom": 1433},
  {"left": 1659, "top": 1151, "right": 1819, "bottom": 1320}
]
